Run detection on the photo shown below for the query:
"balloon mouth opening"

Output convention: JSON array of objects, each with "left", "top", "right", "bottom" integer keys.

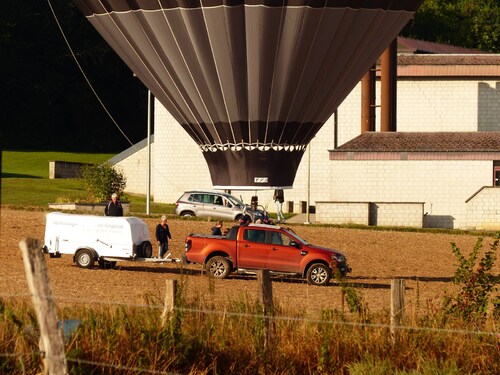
[
  {"left": 203, "top": 145, "right": 306, "bottom": 188},
  {"left": 199, "top": 142, "right": 307, "bottom": 152}
]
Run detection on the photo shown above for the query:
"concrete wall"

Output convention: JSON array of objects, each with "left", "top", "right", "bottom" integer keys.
[
  {"left": 327, "top": 159, "right": 493, "bottom": 229},
  {"left": 465, "top": 186, "right": 500, "bottom": 230},
  {"left": 315, "top": 201, "right": 424, "bottom": 228},
  {"left": 49, "top": 161, "right": 90, "bottom": 179},
  {"left": 111, "top": 139, "right": 154, "bottom": 196},
  {"left": 316, "top": 202, "right": 369, "bottom": 225},
  {"left": 48, "top": 202, "right": 130, "bottom": 215},
  {"left": 371, "top": 202, "right": 424, "bottom": 227}
]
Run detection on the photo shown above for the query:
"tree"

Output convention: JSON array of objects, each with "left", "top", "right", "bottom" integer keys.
[
  {"left": 81, "top": 162, "right": 126, "bottom": 202},
  {"left": 403, "top": 0, "right": 500, "bottom": 52}
]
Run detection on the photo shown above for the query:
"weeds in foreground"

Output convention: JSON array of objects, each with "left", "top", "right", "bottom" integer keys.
[
  {"left": 442, "top": 235, "right": 500, "bottom": 329},
  {"left": 1, "top": 291, "right": 498, "bottom": 374},
  {"left": 1, "top": 236, "right": 499, "bottom": 374}
]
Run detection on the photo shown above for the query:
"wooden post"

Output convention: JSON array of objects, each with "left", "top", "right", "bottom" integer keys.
[
  {"left": 19, "top": 238, "right": 68, "bottom": 375},
  {"left": 161, "top": 279, "right": 177, "bottom": 325},
  {"left": 257, "top": 270, "right": 273, "bottom": 351},
  {"left": 390, "top": 279, "right": 405, "bottom": 338}
]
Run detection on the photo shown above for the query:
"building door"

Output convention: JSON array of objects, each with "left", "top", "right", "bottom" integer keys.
[{"left": 494, "top": 166, "right": 500, "bottom": 186}]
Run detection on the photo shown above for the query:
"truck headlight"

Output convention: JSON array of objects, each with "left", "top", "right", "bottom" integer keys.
[{"left": 331, "top": 254, "right": 345, "bottom": 263}]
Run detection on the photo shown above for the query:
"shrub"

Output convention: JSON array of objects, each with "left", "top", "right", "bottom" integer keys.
[
  {"left": 81, "top": 162, "right": 126, "bottom": 203},
  {"left": 442, "top": 235, "right": 500, "bottom": 328}
]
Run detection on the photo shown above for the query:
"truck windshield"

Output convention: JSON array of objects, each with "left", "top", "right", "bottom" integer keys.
[{"left": 226, "top": 195, "right": 244, "bottom": 207}]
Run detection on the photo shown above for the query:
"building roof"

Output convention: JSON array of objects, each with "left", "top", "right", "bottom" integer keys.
[
  {"left": 390, "top": 37, "right": 500, "bottom": 77},
  {"left": 398, "top": 54, "right": 500, "bottom": 66},
  {"left": 333, "top": 132, "right": 500, "bottom": 152},
  {"left": 397, "top": 36, "right": 487, "bottom": 55}
]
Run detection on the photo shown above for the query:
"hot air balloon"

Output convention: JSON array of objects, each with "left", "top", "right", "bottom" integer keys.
[{"left": 73, "top": 0, "right": 422, "bottom": 189}]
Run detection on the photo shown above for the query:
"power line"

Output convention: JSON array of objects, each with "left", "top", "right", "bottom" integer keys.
[
  {"left": 46, "top": 0, "right": 135, "bottom": 147},
  {"left": 46, "top": 0, "right": 184, "bottom": 193}
]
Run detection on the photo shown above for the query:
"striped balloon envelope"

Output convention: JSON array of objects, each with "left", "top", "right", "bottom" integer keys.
[{"left": 74, "top": 0, "right": 422, "bottom": 189}]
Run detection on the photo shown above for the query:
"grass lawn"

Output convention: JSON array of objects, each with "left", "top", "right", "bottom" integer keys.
[{"left": 1, "top": 150, "right": 175, "bottom": 215}]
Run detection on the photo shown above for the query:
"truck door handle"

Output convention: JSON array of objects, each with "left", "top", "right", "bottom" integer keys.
[
  {"left": 244, "top": 244, "right": 250, "bottom": 248},
  {"left": 272, "top": 247, "right": 278, "bottom": 251}
]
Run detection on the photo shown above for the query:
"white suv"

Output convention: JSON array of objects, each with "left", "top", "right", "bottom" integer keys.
[{"left": 174, "top": 191, "right": 253, "bottom": 221}]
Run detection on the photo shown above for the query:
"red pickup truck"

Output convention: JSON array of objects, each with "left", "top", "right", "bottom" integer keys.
[{"left": 183, "top": 223, "right": 351, "bottom": 286}]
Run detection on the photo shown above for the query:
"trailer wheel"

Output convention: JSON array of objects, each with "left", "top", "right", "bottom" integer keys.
[
  {"left": 142, "top": 241, "right": 153, "bottom": 258},
  {"left": 206, "top": 256, "right": 231, "bottom": 279},
  {"left": 75, "top": 249, "right": 95, "bottom": 269}
]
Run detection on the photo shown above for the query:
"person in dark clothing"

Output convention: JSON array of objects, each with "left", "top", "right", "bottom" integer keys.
[
  {"left": 155, "top": 215, "right": 172, "bottom": 259},
  {"left": 273, "top": 189, "right": 285, "bottom": 223},
  {"left": 104, "top": 193, "right": 123, "bottom": 216},
  {"left": 211, "top": 220, "right": 223, "bottom": 235},
  {"left": 239, "top": 213, "right": 252, "bottom": 226}
]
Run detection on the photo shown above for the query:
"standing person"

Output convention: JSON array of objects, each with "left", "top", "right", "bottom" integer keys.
[
  {"left": 155, "top": 215, "right": 172, "bottom": 259},
  {"left": 273, "top": 188, "right": 285, "bottom": 223},
  {"left": 211, "top": 220, "right": 223, "bottom": 235},
  {"left": 104, "top": 193, "right": 123, "bottom": 216}
]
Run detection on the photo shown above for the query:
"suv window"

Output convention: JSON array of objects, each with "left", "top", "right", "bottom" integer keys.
[
  {"left": 212, "top": 195, "right": 223, "bottom": 205},
  {"left": 189, "top": 193, "right": 211, "bottom": 203}
]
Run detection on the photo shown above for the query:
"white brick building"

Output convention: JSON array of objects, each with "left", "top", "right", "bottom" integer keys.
[{"left": 112, "top": 53, "right": 500, "bottom": 229}]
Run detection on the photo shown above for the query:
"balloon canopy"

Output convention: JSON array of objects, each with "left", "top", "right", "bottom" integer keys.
[{"left": 74, "top": 0, "right": 422, "bottom": 189}]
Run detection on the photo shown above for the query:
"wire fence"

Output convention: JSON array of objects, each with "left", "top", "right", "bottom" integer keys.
[{"left": 1, "top": 291, "right": 498, "bottom": 337}]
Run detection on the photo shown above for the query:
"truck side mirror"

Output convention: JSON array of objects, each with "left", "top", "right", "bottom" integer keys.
[{"left": 289, "top": 241, "right": 301, "bottom": 249}]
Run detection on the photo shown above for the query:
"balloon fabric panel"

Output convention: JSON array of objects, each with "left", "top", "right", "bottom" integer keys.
[{"left": 73, "top": 0, "right": 423, "bottom": 188}]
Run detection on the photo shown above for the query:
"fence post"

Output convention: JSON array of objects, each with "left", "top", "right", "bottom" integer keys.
[
  {"left": 257, "top": 270, "right": 274, "bottom": 351},
  {"left": 390, "top": 279, "right": 405, "bottom": 338},
  {"left": 161, "top": 279, "right": 177, "bottom": 325},
  {"left": 19, "top": 238, "right": 68, "bottom": 375}
]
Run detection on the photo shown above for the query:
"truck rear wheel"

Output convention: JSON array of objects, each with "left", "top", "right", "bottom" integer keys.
[
  {"left": 306, "top": 263, "right": 331, "bottom": 286},
  {"left": 206, "top": 256, "right": 231, "bottom": 279},
  {"left": 75, "top": 249, "right": 95, "bottom": 269}
]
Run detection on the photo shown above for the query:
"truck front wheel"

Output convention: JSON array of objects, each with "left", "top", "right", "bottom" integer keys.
[
  {"left": 206, "top": 256, "right": 231, "bottom": 279},
  {"left": 306, "top": 263, "right": 331, "bottom": 286},
  {"left": 75, "top": 249, "right": 95, "bottom": 269}
]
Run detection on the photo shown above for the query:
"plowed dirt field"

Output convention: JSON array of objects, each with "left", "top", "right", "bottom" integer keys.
[{"left": 2, "top": 208, "right": 498, "bottom": 318}]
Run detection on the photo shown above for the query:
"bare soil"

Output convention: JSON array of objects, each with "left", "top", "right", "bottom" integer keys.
[{"left": 2, "top": 208, "right": 498, "bottom": 318}]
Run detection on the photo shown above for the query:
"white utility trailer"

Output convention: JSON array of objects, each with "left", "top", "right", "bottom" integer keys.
[{"left": 43, "top": 212, "right": 179, "bottom": 268}]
